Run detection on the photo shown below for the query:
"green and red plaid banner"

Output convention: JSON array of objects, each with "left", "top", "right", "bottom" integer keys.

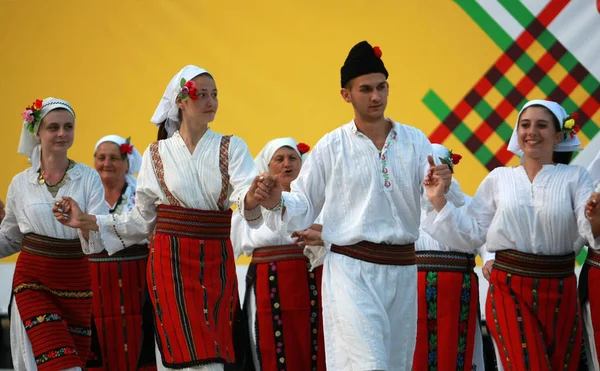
[{"left": 425, "top": 1, "right": 600, "bottom": 171}]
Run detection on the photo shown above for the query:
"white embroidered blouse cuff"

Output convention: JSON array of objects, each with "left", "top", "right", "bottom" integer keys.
[
  {"left": 77, "top": 229, "right": 105, "bottom": 255},
  {"left": 237, "top": 194, "right": 263, "bottom": 228},
  {"left": 95, "top": 214, "right": 128, "bottom": 255}
]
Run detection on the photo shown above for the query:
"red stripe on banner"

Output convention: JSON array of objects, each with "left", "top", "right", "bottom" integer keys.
[
  {"left": 455, "top": 101, "right": 472, "bottom": 120},
  {"left": 497, "top": 54, "right": 514, "bottom": 73},
  {"left": 538, "top": 0, "right": 570, "bottom": 27},
  {"left": 581, "top": 95, "right": 600, "bottom": 118},
  {"left": 515, "top": 75, "right": 536, "bottom": 96},
  {"left": 429, "top": 125, "right": 452, "bottom": 144},
  {"left": 474, "top": 78, "right": 493, "bottom": 97},
  {"left": 474, "top": 122, "right": 495, "bottom": 142},
  {"left": 537, "top": 53, "right": 558, "bottom": 73},
  {"left": 558, "top": 74, "right": 579, "bottom": 95},
  {"left": 495, "top": 145, "right": 514, "bottom": 165},
  {"left": 515, "top": 30, "right": 535, "bottom": 51}
]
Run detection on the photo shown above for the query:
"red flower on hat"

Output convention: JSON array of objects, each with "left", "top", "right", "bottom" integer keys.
[
  {"left": 373, "top": 46, "right": 382, "bottom": 58},
  {"left": 571, "top": 112, "right": 579, "bottom": 120},
  {"left": 451, "top": 153, "right": 462, "bottom": 165},
  {"left": 297, "top": 143, "right": 310, "bottom": 155},
  {"left": 34, "top": 99, "right": 43, "bottom": 110}
]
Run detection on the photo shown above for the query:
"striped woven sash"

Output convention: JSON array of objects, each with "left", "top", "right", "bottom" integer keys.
[
  {"left": 88, "top": 244, "right": 149, "bottom": 262},
  {"left": 155, "top": 204, "right": 232, "bottom": 239},
  {"left": 494, "top": 249, "right": 575, "bottom": 278},
  {"left": 331, "top": 241, "right": 415, "bottom": 266},
  {"left": 415, "top": 251, "right": 475, "bottom": 273},
  {"left": 586, "top": 248, "right": 600, "bottom": 269},
  {"left": 251, "top": 244, "right": 306, "bottom": 264},
  {"left": 21, "top": 233, "right": 83, "bottom": 259}
]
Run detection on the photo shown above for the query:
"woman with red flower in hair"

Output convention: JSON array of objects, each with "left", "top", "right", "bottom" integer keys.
[
  {"left": 231, "top": 137, "right": 327, "bottom": 371},
  {"left": 422, "top": 100, "right": 600, "bottom": 370},
  {"left": 3, "top": 97, "right": 107, "bottom": 371},
  {"left": 53, "top": 65, "right": 262, "bottom": 371},
  {"left": 88, "top": 135, "right": 156, "bottom": 371}
]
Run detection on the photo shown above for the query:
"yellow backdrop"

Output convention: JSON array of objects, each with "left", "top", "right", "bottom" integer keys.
[{"left": 0, "top": 0, "right": 522, "bottom": 263}]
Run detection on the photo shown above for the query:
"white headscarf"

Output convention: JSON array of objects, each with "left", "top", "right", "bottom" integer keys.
[
  {"left": 150, "top": 65, "right": 209, "bottom": 138},
  {"left": 94, "top": 134, "right": 143, "bottom": 185},
  {"left": 18, "top": 97, "right": 76, "bottom": 171},
  {"left": 254, "top": 137, "right": 307, "bottom": 174},
  {"left": 507, "top": 99, "right": 582, "bottom": 158}
]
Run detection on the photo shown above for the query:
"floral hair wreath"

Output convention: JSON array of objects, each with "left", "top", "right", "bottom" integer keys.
[
  {"left": 178, "top": 78, "right": 199, "bottom": 101},
  {"left": 562, "top": 112, "right": 580, "bottom": 140},
  {"left": 22, "top": 99, "right": 44, "bottom": 133},
  {"left": 439, "top": 150, "right": 462, "bottom": 173},
  {"left": 120, "top": 137, "right": 134, "bottom": 159},
  {"left": 297, "top": 143, "right": 311, "bottom": 155}
]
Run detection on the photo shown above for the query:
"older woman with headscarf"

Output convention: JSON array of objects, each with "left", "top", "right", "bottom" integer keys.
[
  {"left": 1, "top": 98, "right": 107, "bottom": 371},
  {"left": 422, "top": 99, "right": 600, "bottom": 370},
  {"left": 88, "top": 135, "right": 156, "bottom": 371},
  {"left": 54, "top": 65, "right": 263, "bottom": 371},
  {"left": 230, "top": 138, "right": 326, "bottom": 371}
]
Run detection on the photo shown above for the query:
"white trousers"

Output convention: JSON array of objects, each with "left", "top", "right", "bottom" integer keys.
[{"left": 321, "top": 252, "right": 418, "bottom": 371}]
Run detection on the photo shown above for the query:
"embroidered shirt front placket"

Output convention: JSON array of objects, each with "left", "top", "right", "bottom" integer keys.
[{"left": 380, "top": 130, "right": 397, "bottom": 191}]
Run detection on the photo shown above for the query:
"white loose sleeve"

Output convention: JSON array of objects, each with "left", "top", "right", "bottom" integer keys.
[
  {"left": 0, "top": 182, "right": 24, "bottom": 258},
  {"left": 78, "top": 171, "right": 109, "bottom": 254},
  {"left": 264, "top": 142, "right": 327, "bottom": 236},
  {"left": 231, "top": 212, "right": 256, "bottom": 259},
  {"left": 96, "top": 148, "right": 160, "bottom": 255},
  {"left": 229, "top": 138, "right": 262, "bottom": 226},
  {"left": 574, "top": 168, "right": 600, "bottom": 250},
  {"left": 303, "top": 211, "right": 329, "bottom": 271},
  {"left": 419, "top": 134, "right": 465, "bottom": 211},
  {"left": 422, "top": 171, "right": 498, "bottom": 252}
]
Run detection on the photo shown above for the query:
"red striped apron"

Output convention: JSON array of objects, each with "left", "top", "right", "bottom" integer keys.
[
  {"left": 413, "top": 251, "right": 478, "bottom": 371},
  {"left": 12, "top": 233, "right": 93, "bottom": 371},
  {"left": 246, "top": 245, "right": 326, "bottom": 371},
  {"left": 486, "top": 249, "right": 581, "bottom": 371},
  {"left": 148, "top": 137, "right": 246, "bottom": 369},
  {"left": 89, "top": 244, "right": 156, "bottom": 371}
]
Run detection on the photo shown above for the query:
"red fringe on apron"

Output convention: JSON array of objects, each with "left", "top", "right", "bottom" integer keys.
[
  {"left": 245, "top": 245, "right": 326, "bottom": 371},
  {"left": 579, "top": 248, "right": 600, "bottom": 367},
  {"left": 413, "top": 251, "right": 478, "bottom": 371},
  {"left": 89, "top": 244, "right": 156, "bottom": 371},
  {"left": 12, "top": 233, "right": 93, "bottom": 371},
  {"left": 150, "top": 205, "right": 239, "bottom": 368},
  {"left": 486, "top": 249, "right": 581, "bottom": 371}
]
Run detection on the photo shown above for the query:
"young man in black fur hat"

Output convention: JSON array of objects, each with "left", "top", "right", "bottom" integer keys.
[{"left": 246, "top": 40, "right": 458, "bottom": 370}]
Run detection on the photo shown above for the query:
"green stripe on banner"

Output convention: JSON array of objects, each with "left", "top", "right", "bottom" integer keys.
[
  {"left": 515, "top": 53, "right": 536, "bottom": 74},
  {"left": 582, "top": 121, "right": 600, "bottom": 138},
  {"left": 498, "top": 0, "right": 535, "bottom": 27},
  {"left": 422, "top": 90, "right": 452, "bottom": 121},
  {"left": 495, "top": 75, "right": 514, "bottom": 97},
  {"left": 454, "top": 123, "right": 473, "bottom": 143},
  {"left": 474, "top": 99, "right": 494, "bottom": 121},
  {"left": 455, "top": 0, "right": 513, "bottom": 51},
  {"left": 561, "top": 97, "right": 578, "bottom": 117},
  {"left": 537, "top": 75, "right": 556, "bottom": 96},
  {"left": 576, "top": 248, "right": 588, "bottom": 266},
  {"left": 497, "top": 0, "right": 599, "bottom": 96},
  {"left": 537, "top": 30, "right": 555, "bottom": 50},
  {"left": 496, "top": 122, "right": 514, "bottom": 141},
  {"left": 474, "top": 146, "right": 494, "bottom": 164},
  {"left": 581, "top": 75, "right": 600, "bottom": 95}
]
